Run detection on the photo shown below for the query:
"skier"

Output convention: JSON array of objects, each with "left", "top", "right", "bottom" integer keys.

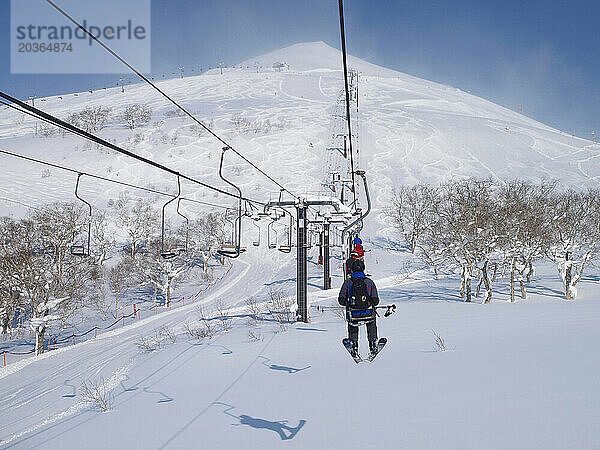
[
  {"left": 344, "top": 235, "right": 365, "bottom": 278},
  {"left": 344, "top": 250, "right": 359, "bottom": 278},
  {"left": 352, "top": 235, "right": 365, "bottom": 259},
  {"left": 338, "top": 258, "right": 380, "bottom": 358}
]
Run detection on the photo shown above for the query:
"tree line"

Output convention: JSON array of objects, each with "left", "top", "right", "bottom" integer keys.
[
  {"left": 385, "top": 179, "right": 600, "bottom": 303},
  {"left": 35, "top": 104, "right": 153, "bottom": 137},
  {"left": 0, "top": 195, "right": 229, "bottom": 355}
]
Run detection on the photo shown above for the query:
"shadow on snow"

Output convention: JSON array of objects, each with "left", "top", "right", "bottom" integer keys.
[{"left": 214, "top": 402, "right": 306, "bottom": 440}]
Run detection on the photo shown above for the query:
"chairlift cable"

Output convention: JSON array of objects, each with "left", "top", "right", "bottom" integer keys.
[
  {"left": 44, "top": 0, "right": 298, "bottom": 201},
  {"left": 0, "top": 93, "right": 266, "bottom": 206},
  {"left": 1, "top": 98, "right": 92, "bottom": 142},
  {"left": 0, "top": 148, "right": 234, "bottom": 210},
  {"left": 338, "top": 0, "right": 357, "bottom": 207}
]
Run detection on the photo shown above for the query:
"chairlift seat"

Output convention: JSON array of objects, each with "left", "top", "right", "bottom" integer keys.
[
  {"left": 217, "top": 245, "right": 246, "bottom": 257},
  {"left": 161, "top": 247, "right": 185, "bottom": 259},
  {"left": 346, "top": 307, "right": 376, "bottom": 326},
  {"left": 278, "top": 245, "right": 292, "bottom": 253},
  {"left": 71, "top": 245, "right": 87, "bottom": 257}
]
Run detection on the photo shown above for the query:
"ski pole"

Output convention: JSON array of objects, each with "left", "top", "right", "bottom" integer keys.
[{"left": 375, "top": 304, "right": 396, "bottom": 317}]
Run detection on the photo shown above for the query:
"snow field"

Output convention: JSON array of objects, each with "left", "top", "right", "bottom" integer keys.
[{"left": 3, "top": 268, "right": 600, "bottom": 449}]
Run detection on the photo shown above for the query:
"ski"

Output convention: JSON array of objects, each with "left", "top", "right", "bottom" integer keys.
[
  {"left": 342, "top": 338, "right": 363, "bottom": 363},
  {"left": 342, "top": 338, "right": 387, "bottom": 363},
  {"left": 366, "top": 337, "right": 387, "bottom": 362}
]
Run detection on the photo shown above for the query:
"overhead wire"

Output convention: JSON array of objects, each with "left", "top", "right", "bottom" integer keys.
[
  {"left": 0, "top": 92, "right": 265, "bottom": 207},
  {"left": 337, "top": 0, "right": 357, "bottom": 207},
  {"left": 0, "top": 195, "right": 47, "bottom": 213},
  {"left": 44, "top": 0, "right": 298, "bottom": 202},
  {"left": 1, "top": 98, "right": 92, "bottom": 142},
  {"left": 0, "top": 148, "right": 230, "bottom": 211}
]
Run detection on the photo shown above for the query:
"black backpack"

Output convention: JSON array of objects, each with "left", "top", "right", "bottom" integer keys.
[{"left": 349, "top": 277, "right": 371, "bottom": 309}]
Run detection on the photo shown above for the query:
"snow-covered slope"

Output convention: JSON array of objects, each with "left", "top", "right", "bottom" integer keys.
[
  {"left": 1, "top": 42, "right": 600, "bottom": 449},
  {"left": 240, "top": 41, "right": 401, "bottom": 76},
  {"left": 2, "top": 42, "right": 598, "bottom": 232},
  {"left": 2, "top": 267, "right": 600, "bottom": 449}
]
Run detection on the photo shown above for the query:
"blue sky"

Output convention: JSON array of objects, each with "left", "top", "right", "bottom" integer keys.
[{"left": 1, "top": 0, "right": 599, "bottom": 138}]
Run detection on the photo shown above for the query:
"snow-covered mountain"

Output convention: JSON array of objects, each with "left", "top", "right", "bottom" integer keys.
[
  {"left": 2, "top": 41, "right": 598, "bottom": 232},
  {"left": 1, "top": 42, "right": 600, "bottom": 449}
]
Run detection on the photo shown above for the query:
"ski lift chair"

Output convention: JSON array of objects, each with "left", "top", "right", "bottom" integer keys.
[
  {"left": 71, "top": 245, "right": 87, "bottom": 256},
  {"left": 71, "top": 173, "right": 92, "bottom": 257},
  {"left": 278, "top": 212, "right": 293, "bottom": 253},
  {"left": 219, "top": 214, "right": 236, "bottom": 253},
  {"left": 346, "top": 305, "right": 376, "bottom": 327},
  {"left": 252, "top": 218, "right": 261, "bottom": 247},
  {"left": 161, "top": 197, "right": 190, "bottom": 259},
  {"left": 278, "top": 243, "right": 292, "bottom": 253},
  {"left": 267, "top": 219, "right": 278, "bottom": 249},
  {"left": 218, "top": 243, "right": 239, "bottom": 256},
  {"left": 278, "top": 228, "right": 292, "bottom": 253},
  {"left": 160, "top": 176, "right": 183, "bottom": 259},
  {"left": 216, "top": 147, "right": 245, "bottom": 258},
  {"left": 218, "top": 216, "right": 246, "bottom": 257}
]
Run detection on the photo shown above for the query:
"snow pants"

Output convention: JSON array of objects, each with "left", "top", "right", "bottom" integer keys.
[{"left": 348, "top": 318, "right": 377, "bottom": 345}]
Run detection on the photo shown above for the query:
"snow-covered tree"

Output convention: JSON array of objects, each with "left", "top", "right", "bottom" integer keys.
[
  {"left": 389, "top": 179, "right": 499, "bottom": 302},
  {"left": 0, "top": 274, "right": 20, "bottom": 337},
  {"left": 188, "top": 212, "right": 228, "bottom": 273},
  {"left": 386, "top": 184, "right": 439, "bottom": 254},
  {"left": 111, "top": 194, "right": 157, "bottom": 259},
  {"left": 90, "top": 210, "right": 114, "bottom": 265},
  {"left": 120, "top": 104, "right": 152, "bottom": 130},
  {"left": 0, "top": 286, "right": 20, "bottom": 336},
  {"left": 135, "top": 239, "right": 190, "bottom": 308},
  {"left": 548, "top": 188, "right": 600, "bottom": 300},
  {"left": 66, "top": 106, "right": 112, "bottom": 133},
  {"left": 0, "top": 218, "right": 23, "bottom": 335},
  {"left": 1, "top": 203, "right": 95, "bottom": 354},
  {"left": 496, "top": 180, "right": 555, "bottom": 301},
  {"left": 436, "top": 178, "right": 498, "bottom": 302},
  {"left": 107, "top": 258, "right": 134, "bottom": 319}
]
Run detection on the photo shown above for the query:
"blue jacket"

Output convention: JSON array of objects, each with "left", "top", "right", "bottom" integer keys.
[{"left": 338, "top": 272, "right": 379, "bottom": 307}]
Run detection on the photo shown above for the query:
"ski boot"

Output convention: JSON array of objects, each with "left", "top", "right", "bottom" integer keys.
[{"left": 369, "top": 340, "right": 379, "bottom": 356}]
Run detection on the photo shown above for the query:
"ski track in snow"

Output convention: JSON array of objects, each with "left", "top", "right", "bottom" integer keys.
[{"left": 0, "top": 259, "right": 253, "bottom": 445}]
